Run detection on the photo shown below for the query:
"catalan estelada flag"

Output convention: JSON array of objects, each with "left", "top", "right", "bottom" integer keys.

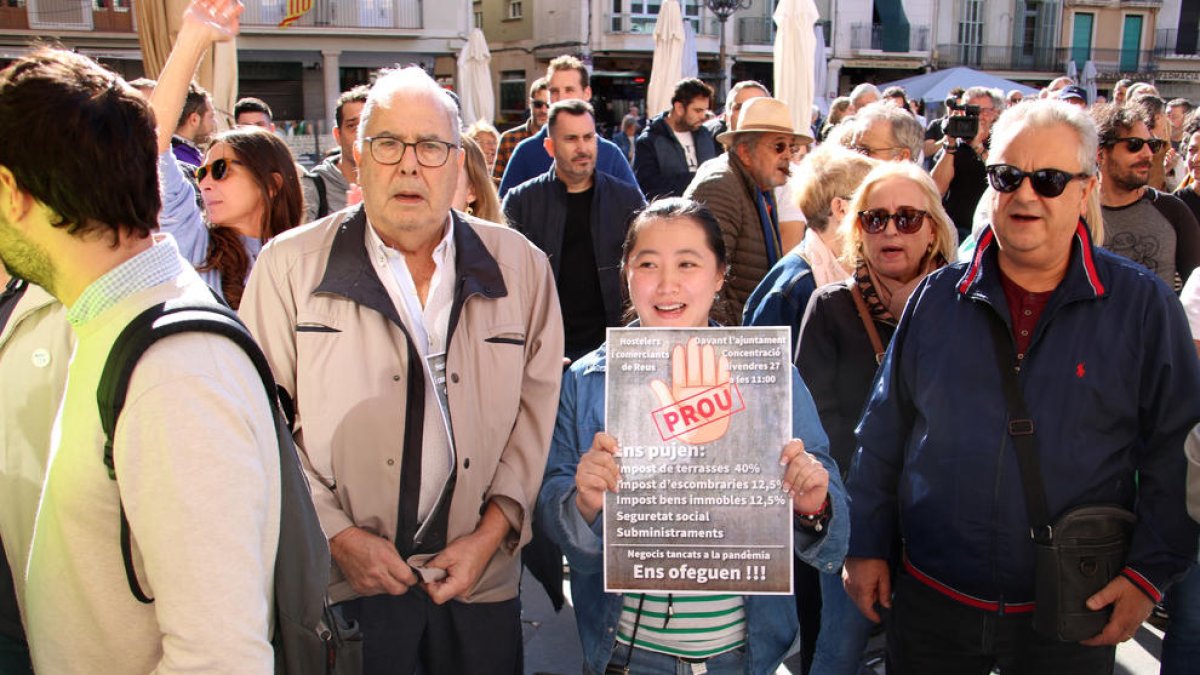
[{"left": 278, "top": 0, "right": 313, "bottom": 27}]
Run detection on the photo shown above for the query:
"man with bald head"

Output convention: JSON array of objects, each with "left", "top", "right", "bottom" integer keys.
[{"left": 241, "top": 65, "right": 564, "bottom": 674}]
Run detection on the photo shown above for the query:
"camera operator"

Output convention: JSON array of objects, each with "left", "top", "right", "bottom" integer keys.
[{"left": 932, "top": 86, "right": 1004, "bottom": 241}]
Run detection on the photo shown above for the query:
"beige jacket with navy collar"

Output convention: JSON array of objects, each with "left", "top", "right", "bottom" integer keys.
[{"left": 240, "top": 205, "right": 563, "bottom": 603}]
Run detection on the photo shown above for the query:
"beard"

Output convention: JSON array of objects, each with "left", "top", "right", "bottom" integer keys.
[
  {"left": 1111, "top": 165, "right": 1149, "bottom": 192},
  {"left": 0, "top": 217, "right": 55, "bottom": 293}
]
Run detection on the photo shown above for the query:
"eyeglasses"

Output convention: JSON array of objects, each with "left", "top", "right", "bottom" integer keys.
[
  {"left": 851, "top": 145, "right": 902, "bottom": 158},
  {"left": 857, "top": 207, "right": 929, "bottom": 234},
  {"left": 768, "top": 140, "right": 800, "bottom": 155},
  {"left": 195, "top": 158, "right": 242, "bottom": 182},
  {"left": 1106, "top": 137, "right": 1167, "bottom": 154},
  {"left": 362, "top": 136, "right": 460, "bottom": 167},
  {"left": 531, "top": 100, "right": 549, "bottom": 109},
  {"left": 985, "top": 164, "right": 1091, "bottom": 198}
]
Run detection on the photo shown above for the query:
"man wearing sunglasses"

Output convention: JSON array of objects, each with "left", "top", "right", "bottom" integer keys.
[
  {"left": 845, "top": 99, "right": 1200, "bottom": 673},
  {"left": 1094, "top": 103, "right": 1200, "bottom": 290},
  {"left": 491, "top": 77, "right": 548, "bottom": 186},
  {"left": 684, "top": 97, "right": 812, "bottom": 325},
  {"left": 241, "top": 65, "right": 563, "bottom": 674}
]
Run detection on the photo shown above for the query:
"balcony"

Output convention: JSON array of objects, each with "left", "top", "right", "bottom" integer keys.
[
  {"left": 605, "top": 11, "right": 719, "bottom": 37},
  {"left": 241, "top": 0, "right": 421, "bottom": 29},
  {"left": 934, "top": 44, "right": 1158, "bottom": 75},
  {"left": 849, "top": 23, "right": 929, "bottom": 53},
  {"left": 1155, "top": 28, "right": 1199, "bottom": 57},
  {"left": 736, "top": 17, "right": 830, "bottom": 47},
  {"left": 93, "top": 0, "right": 133, "bottom": 32}
]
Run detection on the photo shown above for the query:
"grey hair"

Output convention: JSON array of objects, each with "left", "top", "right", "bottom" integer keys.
[
  {"left": 724, "top": 80, "right": 770, "bottom": 116},
  {"left": 357, "top": 65, "right": 462, "bottom": 154},
  {"left": 850, "top": 83, "right": 881, "bottom": 107},
  {"left": 990, "top": 98, "right": 1099, "bottom": 176},
  {"left": 961, "top": 86, "right": 1005, "bottom": 112},
  {"left": 850, "top": 101, "right": 924, "bottom": 160}
]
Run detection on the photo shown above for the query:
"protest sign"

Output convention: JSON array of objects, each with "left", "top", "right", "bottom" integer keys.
[{"left": 604, "top": 326, "right": 793, "bottom": 594}]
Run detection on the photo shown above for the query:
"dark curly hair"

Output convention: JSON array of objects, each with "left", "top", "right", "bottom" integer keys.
[{"left": 0, "top": 47, "right": 158, "bottom": 245}]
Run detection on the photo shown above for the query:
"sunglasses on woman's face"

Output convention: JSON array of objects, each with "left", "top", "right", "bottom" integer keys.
[
  {"left": 985, "top": 164, "right": 1090, "bottom": 198},
  {"left": 857, "top": 207, "right": 928, "bottom": 234},
  {"left": 195, "top": 158, "right": 242, "bottom": 182}
]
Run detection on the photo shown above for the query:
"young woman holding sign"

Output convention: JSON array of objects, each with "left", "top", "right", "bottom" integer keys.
[{"left": 537, "top": 198, "right": 849, "bottom": 675}]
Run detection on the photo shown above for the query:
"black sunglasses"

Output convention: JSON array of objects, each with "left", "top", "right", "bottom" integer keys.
[
  {"left": 1107, "top": 137, "right": 1167, "bottom": 154},
  {"left": 195, "top": 158, "right": 242, "bottom": 182},
  {"left": 986, "top": 164, "right": 1090, "bottom": 198},
  {"left": 531, "top": 100, "right": 549, "bottom": 109},
  {"left": 769, "top": 140, "right": 800, "bottom": 155},
  {"left": 857, "top": 207, "right": 928, "bottom": 234}
]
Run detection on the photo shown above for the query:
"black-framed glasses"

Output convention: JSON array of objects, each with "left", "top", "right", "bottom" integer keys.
[
  {"left": 362, "top": 136, "right": 459, "bottom": 167},
  {"left": 1107, "top": 137, "right": 1167, "bottom": 154},
  {"left": 857, "top": 207, "right": 929, "bottom": 234},
  {"left": 195, "top": 158, "right": 242, "bottom": 182},
  {"left": 986, "top": 164, "right": 1091, "bottom": 198}
]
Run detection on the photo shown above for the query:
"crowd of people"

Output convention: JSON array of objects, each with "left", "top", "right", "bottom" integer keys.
[{"left": 2, "top": 0, "right": 1200, "bottom": 674}]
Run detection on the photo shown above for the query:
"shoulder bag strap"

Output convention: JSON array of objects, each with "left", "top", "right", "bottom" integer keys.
[
  {"left": 984, "top": 315, "right": 1053, "bottom": 543},
  {"left": 848, "top": 283, "right": 887, "bottom": 365}
]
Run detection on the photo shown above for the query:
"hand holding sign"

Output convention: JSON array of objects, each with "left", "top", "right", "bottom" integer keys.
[
  {"left": 576, "top": 432, "right": 621, "bottom": 524},
  {"left": 779, "top": 439, "right": 829, "bottom": 515},
  {"left": 650, "top": 338, "right": 733, "bottom": 445}
]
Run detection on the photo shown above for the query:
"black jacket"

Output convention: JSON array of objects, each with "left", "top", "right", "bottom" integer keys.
[
  {"left": 502, "top": 167, "right": 647, "bottom": 328},
  {"left": 634, "top": 113, "right": 718, "bottom": 199},
  {"left": 795, "top": 281, "right": 896, "bottom": 474}
]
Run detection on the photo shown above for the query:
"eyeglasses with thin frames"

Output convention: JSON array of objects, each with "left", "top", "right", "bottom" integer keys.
[{"left": 362, "top": 136, "right": 460, "bottom": 167}]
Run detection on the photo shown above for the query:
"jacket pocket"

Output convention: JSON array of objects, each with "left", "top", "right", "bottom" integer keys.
[
  {"left": 296, "top": 322, "right": 341, "bottom": 333},
  {"left": 484, "top": 324, "right": 526, "bottom": 346}
]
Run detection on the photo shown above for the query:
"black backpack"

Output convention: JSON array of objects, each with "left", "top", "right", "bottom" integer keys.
[{"left": 96, "top": 299, "right": 361, "bottom": 674}]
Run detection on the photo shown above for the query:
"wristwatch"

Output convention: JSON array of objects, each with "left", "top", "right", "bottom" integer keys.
[{"left": 941, "top": 139, "right": 957, "bottom": 155}]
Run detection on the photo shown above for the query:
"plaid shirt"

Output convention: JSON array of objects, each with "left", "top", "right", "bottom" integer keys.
[{"left": 492, "top": 117, "right": 537, "bottom": 184}]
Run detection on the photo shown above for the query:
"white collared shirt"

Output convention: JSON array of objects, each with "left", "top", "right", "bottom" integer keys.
[
  {"left": 799, "top": 228, "right": 850, "bottom": 287},
  {"left": 365, "top": 219, "right": 456, "bottom": 523}
]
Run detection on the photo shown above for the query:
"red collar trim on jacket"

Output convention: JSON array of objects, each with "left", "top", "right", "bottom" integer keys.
[
  {"left": 1073, "top": 219, "right": 1105, "bottom": 296},
  {"left": 957, "top": 219, "right": 1104, "bottom": 298}
]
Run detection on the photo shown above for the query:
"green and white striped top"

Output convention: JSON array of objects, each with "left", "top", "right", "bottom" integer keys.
[{"left": 615, "top": 593, "right": 746, "bottom": 658}]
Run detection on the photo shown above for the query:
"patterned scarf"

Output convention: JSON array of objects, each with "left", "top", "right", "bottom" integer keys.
[{"left": 853, "top": 252, "right": 948, "bottom": 326}]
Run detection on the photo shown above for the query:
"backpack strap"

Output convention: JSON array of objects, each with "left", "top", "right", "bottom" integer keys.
[
  {"left": 97, "top": 300, "right": 279, "bottom": 604},
  {"left": 848, "top": 283, "right": 887, "bottom": 365},
  {"left": 307, "top": 171, "right": 329, "bottom": 219}
]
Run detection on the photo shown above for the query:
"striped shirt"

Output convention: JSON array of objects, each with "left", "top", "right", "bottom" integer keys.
[{"left": 615, "top": 593, "right": 746, "bottom": 658}]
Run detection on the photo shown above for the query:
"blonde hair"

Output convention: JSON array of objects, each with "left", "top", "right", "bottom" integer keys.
[
  {"left": 465, "top": 120, "right": 499, "bottom": 144},
  {"left": 459, "top": 136, "right": 504, "bottom": 224},
  {"left": 838, "top": 162, "right": 959, "bottom": 268},
  {"left": 795, "top": 145, "right": 878, "bottom": 233}
]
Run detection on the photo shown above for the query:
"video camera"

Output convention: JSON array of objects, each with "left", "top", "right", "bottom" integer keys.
[{"left": 944, "top": 101, "right": 980, "bottom": 140}]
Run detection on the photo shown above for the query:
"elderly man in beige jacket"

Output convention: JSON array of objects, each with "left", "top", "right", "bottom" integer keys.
[
  {"left": 684, "top": 97, "right": 813, "bottom": 325},
  {"left": 240, "top": 65, "right": 564, "bottom": 674}
]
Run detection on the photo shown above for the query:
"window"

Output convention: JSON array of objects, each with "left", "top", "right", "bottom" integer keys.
[
  {"left": 1021, "top": 14, "right": 1036, "bottom": 56},
  {"left": 1071, "top": 12, "right": 1093, "bottom": 66},
  {"left": 957, "top": 0, "right": 983, "bottom": 65},
  {"left": 473, "top": 2, "right": 482, "bottom": 28},
  {"left": 499, "top": 70, "right": 527, "bottom": 115},
  {"left": 507, "top": 0, "right": 522, "bottom": 19},
  {"left": 93, "top": 0, "right": 130, "bottom": 9},
  {"left": 1121, "top": 14, "right": 1143, "bottom": 72}
]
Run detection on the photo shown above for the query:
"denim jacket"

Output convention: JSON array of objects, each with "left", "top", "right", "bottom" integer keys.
[{"left": 536, "top": 342, "right": 849, "bottom": 675}]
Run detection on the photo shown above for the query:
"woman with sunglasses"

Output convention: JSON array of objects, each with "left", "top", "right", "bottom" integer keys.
[
  {"left": 798, "top": 161, "right": 957, "bottom": 675},
  {"left": 538, "top": 198, "right": 848, "bottom": 675},
  {"left": 191, "top": 128, "right": 304, "bottom": 306},
  {"left": 150, "top": 4, "right": 303, "bottom": 309}
]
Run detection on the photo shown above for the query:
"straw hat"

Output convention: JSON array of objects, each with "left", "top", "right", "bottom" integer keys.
[{"left": 716, "top": 97, "right": 814, "bottom": 145}]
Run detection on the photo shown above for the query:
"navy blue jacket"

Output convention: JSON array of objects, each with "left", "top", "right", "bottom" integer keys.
[
  {"left": 502, "top": 167, "right": 646, "bottom": 329},
  {"left": 498, "top": 126, "right": 640, "bottom": 198},
  {"left": 633, "top": 112, "right": 718, "bottom": 199},
  {"left": 848, "top": 222, "right": 1200, "bottom": 606}
]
